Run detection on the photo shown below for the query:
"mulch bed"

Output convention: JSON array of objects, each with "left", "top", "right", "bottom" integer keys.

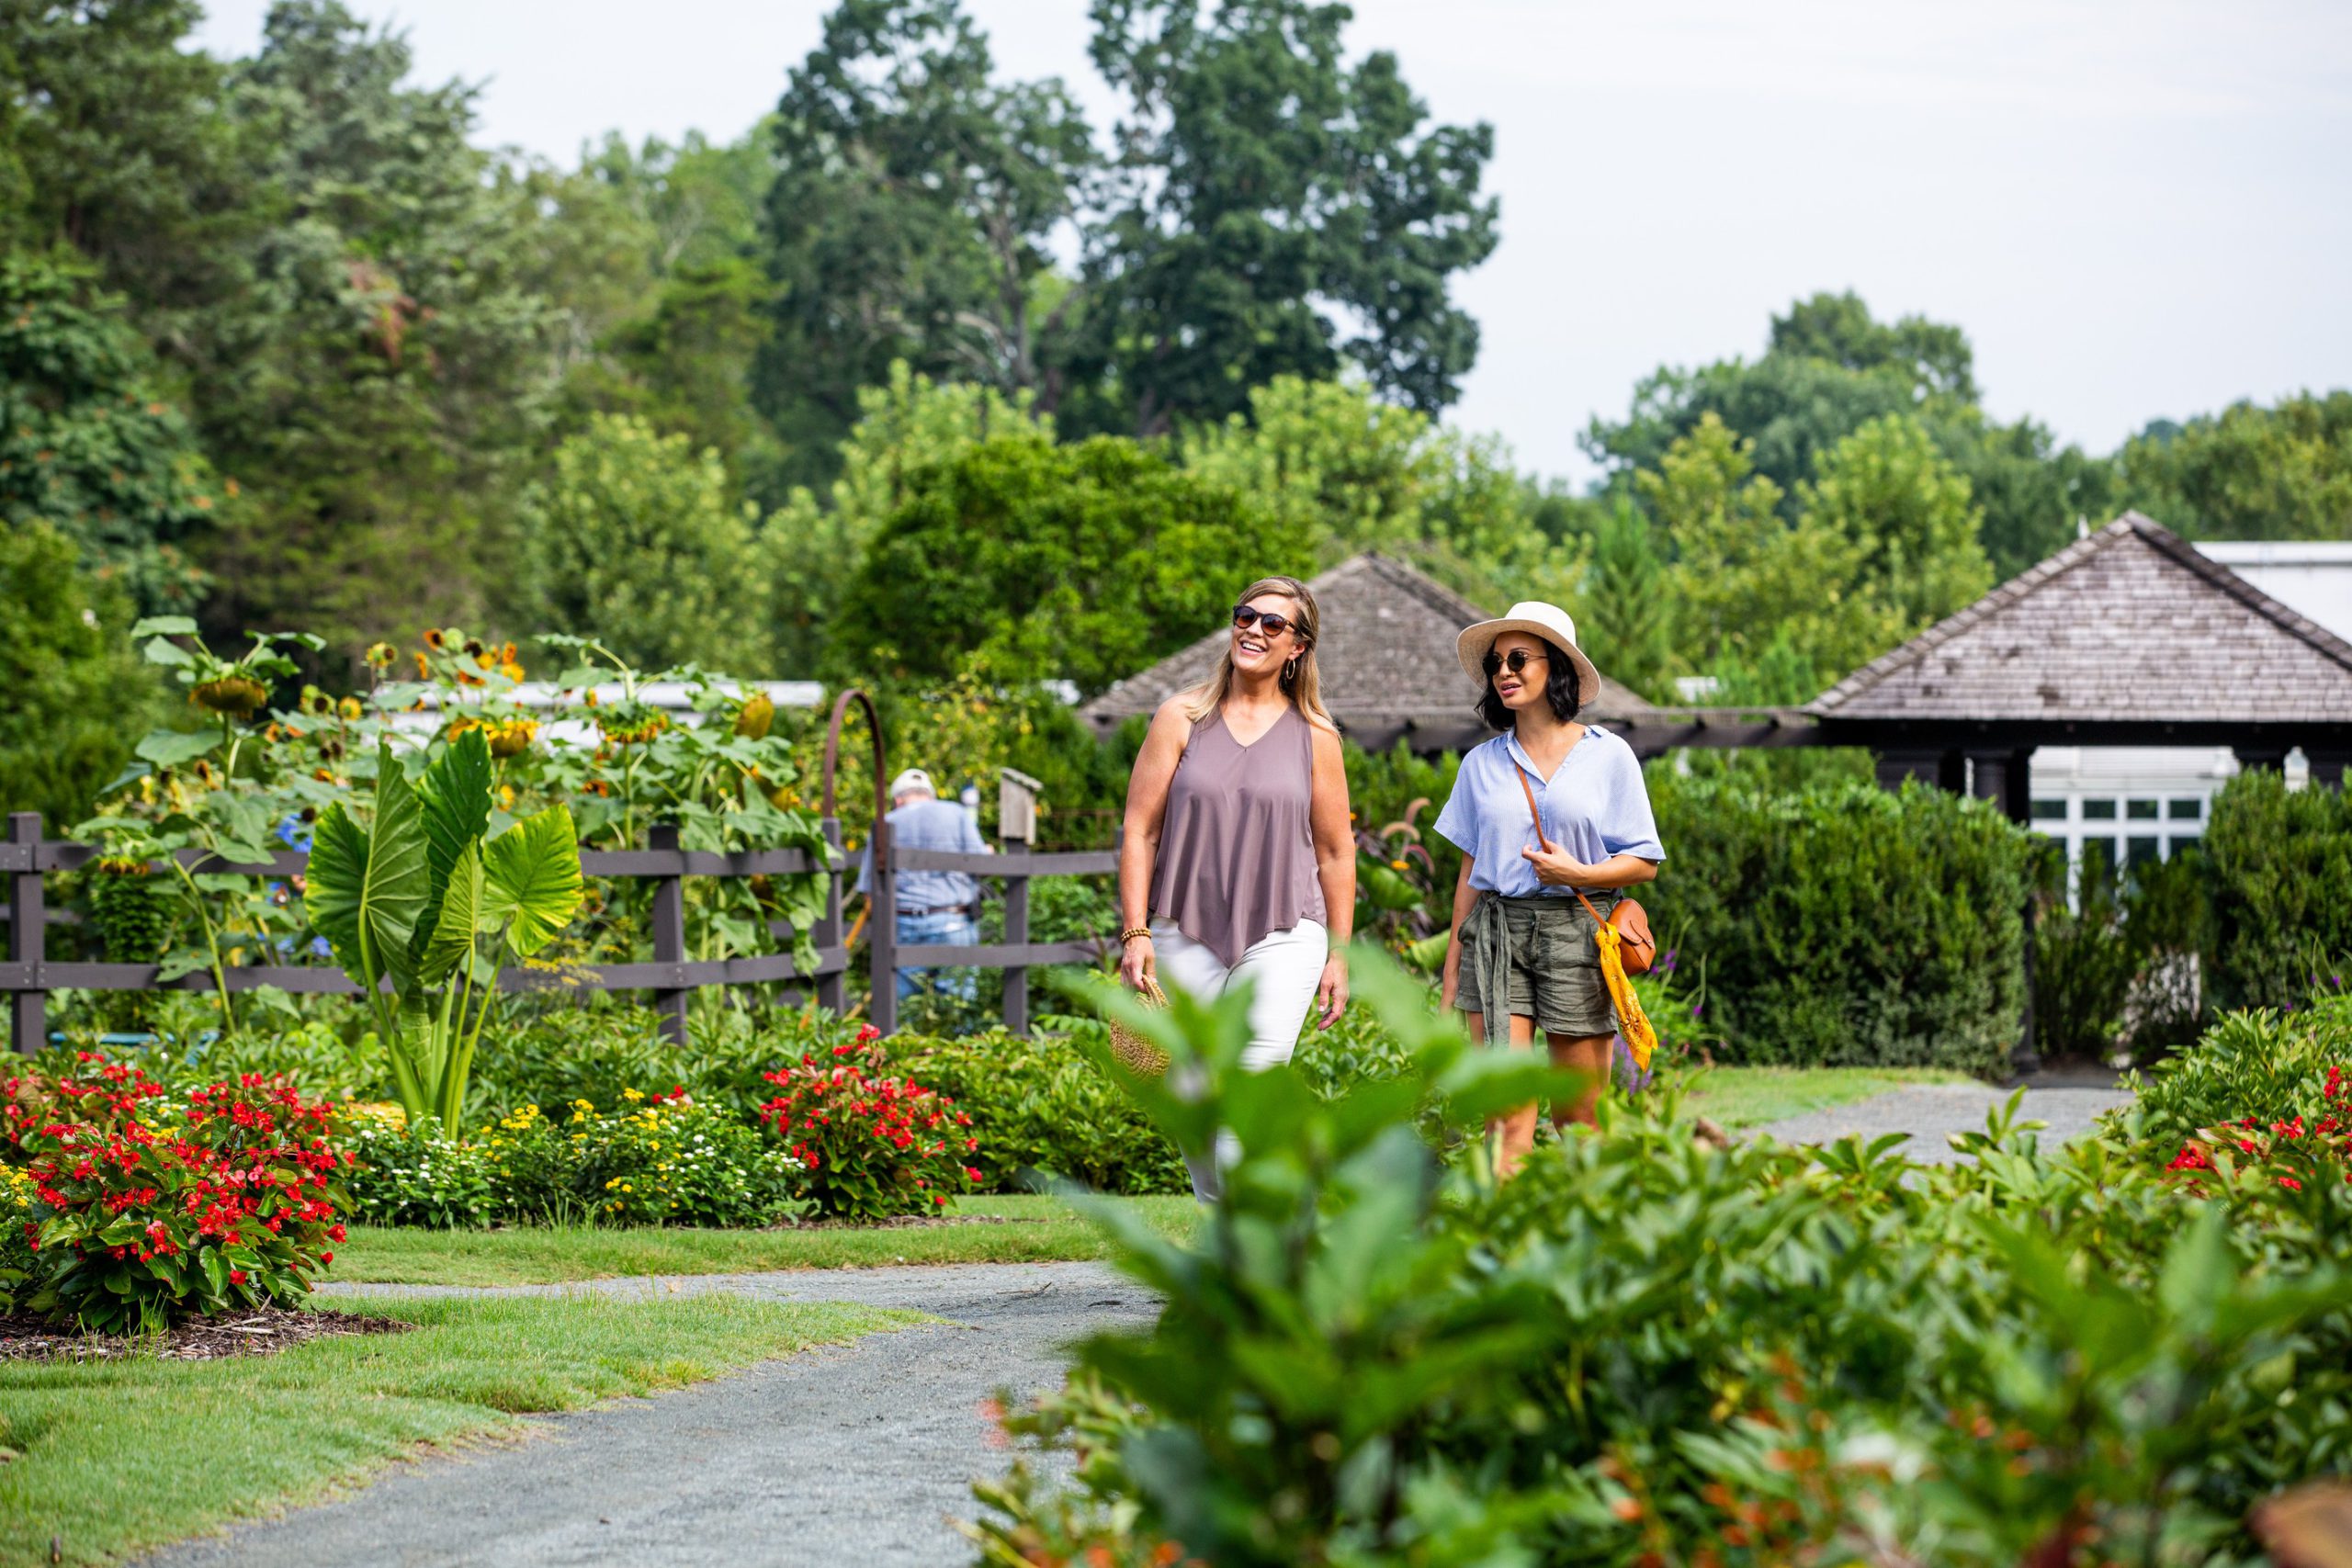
[{"left": 0, "top": 1305, "right": 415, "bottom": 1363}]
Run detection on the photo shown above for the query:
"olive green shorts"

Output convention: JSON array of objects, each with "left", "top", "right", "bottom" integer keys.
[{"left": 1454, "top": 895, "right": 1619, "bottom": 1039}]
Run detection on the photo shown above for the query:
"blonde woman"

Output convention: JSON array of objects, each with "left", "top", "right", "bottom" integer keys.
[{"left": 1117, "top": 576, "right": 1357, "bottom": 1201}]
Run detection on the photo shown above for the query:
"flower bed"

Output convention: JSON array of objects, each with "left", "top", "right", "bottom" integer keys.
[
  {"left": 345, "top": 1094, "right": 801, "bottom": 1228},
  {"left": 759, "top": 1032, "right": 979, "bottom": 1222},
  {"left": 2, "top": 1053, "right": 349, "bottom": 1332}
]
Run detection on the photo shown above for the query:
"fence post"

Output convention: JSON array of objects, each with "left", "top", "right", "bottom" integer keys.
[
  {"left": 9, "top": 813, "right": 44, "bottom": 1056},
  {"left": 869, "top": 812, "right": 898, "bottom": 1036},
  {"left": 814, "top": 817, "right": 846, "bottom": 1015},
  {"left": 1001, "top": 842, "right": 1030, "bottom": 1035},
  {"left": 648, "top": 824, "right": 688, "bottom": 1046}
]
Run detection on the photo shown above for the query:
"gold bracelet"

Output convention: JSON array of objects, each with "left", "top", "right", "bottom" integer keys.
[{"left": 1118, "top": 926, "right": 1153, "bottom": 945}]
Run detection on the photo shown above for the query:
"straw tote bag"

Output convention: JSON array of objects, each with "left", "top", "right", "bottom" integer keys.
[{"left": 1107, "top": 973, "right": 1171, "bottom": 1077}]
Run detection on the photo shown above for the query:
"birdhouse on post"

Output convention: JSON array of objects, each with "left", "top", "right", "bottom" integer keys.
[{"left": 998, "top": 768, "right": 1043, "bottom": 846}]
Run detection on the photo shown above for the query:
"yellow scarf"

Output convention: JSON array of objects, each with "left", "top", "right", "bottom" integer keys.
[{"left": 1591, "top": 918, "right": 1658, "bottom": 1071}]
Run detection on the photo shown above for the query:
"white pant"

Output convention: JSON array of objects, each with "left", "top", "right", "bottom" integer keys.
[{"left": 1152, "top": 918, "right": 1329, "bottom": 1200}]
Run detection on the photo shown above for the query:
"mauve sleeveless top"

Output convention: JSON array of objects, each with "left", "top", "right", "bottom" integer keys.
[{"left": 1149, "top": 705, "right": 1327, "bottom": 966}]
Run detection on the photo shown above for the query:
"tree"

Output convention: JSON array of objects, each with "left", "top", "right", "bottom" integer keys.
[
  {"left": 0, "top": 251, "right": 220, "bottom": 614},
  {"left": 187, "top": 1, "right": 553, "bottom": 660},
  {"left": 759, "top": 362, "right": 1053, "bottom": 675},
  {"left": 1798, "top": 412, "right": 1994, "bottom": 653},
  {"left": 0, "top": 0, "right": 258, "bottom": 322},
  {"left": 840, "top": 432, "right": 1309, "bottom": 695},
  {"left": 1588, "top": 292, "right": 2110, "bottom": 581},
  {"left": 1176, "top": 375, "right": 1529, "bottom": 602},
  {"left": 754, "top": 0, "right": 1092, "bottom": 488},
  {"left": 1768, "top": 288, "right": 1977, "bottom": 403},
  {"left": 519, "top": 414, "right": 765, "bottom": 674},
  {"left": 1632, "top": 412, "right": 1988, "bottom": 682},
  {"left": 0, "top": 520, "right": 159, "bottom": 827},
  {"left": 2113, "top": 391, "right": 2352, "bottom": 541},
  {"left": 1574, "top": 499, "right": 1673, "bottom": 703},
  {"left": 1067, "top": 0, "right": 1497, "bottom": 435},
  {"left": 529, "top": 128, "right": 789, "bottom": 492}
]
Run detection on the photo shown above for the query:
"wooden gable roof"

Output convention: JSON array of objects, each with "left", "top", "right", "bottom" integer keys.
[
  {"left": 1080, "top": 552, "right": 1657, "bottom": 750},
  {"left": 1808, "top": 513, "right": 2352, "bottom": 729}
]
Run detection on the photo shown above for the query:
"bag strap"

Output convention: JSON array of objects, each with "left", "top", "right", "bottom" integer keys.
[{"left": 1514, "top": 761, "right": 1612, "bottom": 930}]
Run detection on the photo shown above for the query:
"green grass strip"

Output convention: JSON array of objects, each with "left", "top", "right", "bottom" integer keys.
[
  {"left": 335, "top": 1193, "right": 1206, "bottom": 1287},
  {"left": 1680, "top": 1065, "right": 1978, "bottom": 1128},
  {"left": 0, "top": 1293, "right": 921, "bottom": 1568}
]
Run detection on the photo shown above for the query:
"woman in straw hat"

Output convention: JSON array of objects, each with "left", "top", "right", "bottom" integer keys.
[
  {"left": 1433, "top": 602, "right": 1664, "bottom": 1178},
  {"left": 1116, "top": 575, "right": 1357, "bottom": 1201}
]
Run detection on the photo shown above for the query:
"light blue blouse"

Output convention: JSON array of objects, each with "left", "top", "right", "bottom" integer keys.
[{"left": 1432, "top": 727, "right": 1666, "bottom": 897}]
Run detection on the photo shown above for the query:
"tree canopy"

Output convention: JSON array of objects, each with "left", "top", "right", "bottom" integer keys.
[
  {"left": 841, "top": 433, "right": 1310, "bottom": 696},
  {"left": 1, "top": 0, "right": 2337, "bottom": 746}
]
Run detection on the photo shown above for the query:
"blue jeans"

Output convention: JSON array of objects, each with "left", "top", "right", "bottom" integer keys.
[{"left": 895, "top": 910, "right": 979, "bottom": 1002}]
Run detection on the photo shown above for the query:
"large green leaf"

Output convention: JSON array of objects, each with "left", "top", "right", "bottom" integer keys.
[
  {"left": 305, "top": 741, "right": 430, "bottom": 994},
  {"left": 303, "top": 805, "right": 369, "bottom": 979},
  {"left": 410, "top": 728, "right": 492, "bottom": 970},
  {"left": 417, "top": 840, "right": 487, "bottom": 987},
  {"left": 481, "top": 805, "right": 582, "bottom": 957},
  {"left": 136, "top": 729, "right": 220, "bottom": 767}
]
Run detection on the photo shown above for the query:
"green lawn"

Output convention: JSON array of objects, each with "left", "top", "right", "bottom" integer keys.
[
  {"left": 0, "top": 1293, "right": 918, "bottom": 1568},
  {"left": 1677, "top": 1065, "right": 1976, "bottom": 1128},
  {"left": 336, "top": 1193, "right": 1204, "bottom": 1287}
]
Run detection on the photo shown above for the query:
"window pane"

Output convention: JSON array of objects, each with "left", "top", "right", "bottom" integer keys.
[
  {"left": 2083, "top": 799, "right": 2118, "bottom": 820},
  {"left": 2127, "top": 836, "right": 2161, "bottom": 867},
  {"left": 2168, "top": 797, "right": 2203, "bottom": 820},
  {"left": 2127, "top": 799, "right": 2159, "bottom": 819},
  {"left": 2030, "top": 799, "right": 2067, "bottom": 820}
]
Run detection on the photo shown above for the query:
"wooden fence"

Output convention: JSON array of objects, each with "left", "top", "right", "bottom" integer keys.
[{"left": 1, "top": 691, "right": 1122, "bottom": 1053}]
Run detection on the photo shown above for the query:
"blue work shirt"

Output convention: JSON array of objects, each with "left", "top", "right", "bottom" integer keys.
[
  {"left": 1432, "top": 727, "right": 1665, "bottom": 897},
  {"left": 856, "top": 796, "right": 989, "bottom": 912}
]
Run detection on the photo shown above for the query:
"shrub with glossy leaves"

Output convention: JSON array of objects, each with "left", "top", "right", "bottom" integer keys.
[
  {"left": 966, "top": 953, "right": 2352, "bottom": 1568},
  {"left": 1644, "top": 773, "right": 2034, "bottom": 1074}
]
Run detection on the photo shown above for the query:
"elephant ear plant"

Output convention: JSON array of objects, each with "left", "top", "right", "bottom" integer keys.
[{"left": 306, "top": 730, "right": 583, "bottom": 1131}]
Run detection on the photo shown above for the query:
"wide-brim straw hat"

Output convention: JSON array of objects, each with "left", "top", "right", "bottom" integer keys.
[{"left": 1456, "top": 601, "right": 1605, "bottom": 705}]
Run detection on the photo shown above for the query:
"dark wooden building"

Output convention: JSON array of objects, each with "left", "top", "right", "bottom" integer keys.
[{"left": 1809, "top": 513, "right": 2352, "bottom": 820}]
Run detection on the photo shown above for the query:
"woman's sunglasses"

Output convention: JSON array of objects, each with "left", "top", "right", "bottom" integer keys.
[
  {"left": 1232, "top": 604, "right": 1297, "bottom": 639},
  {"left": 1482, "top": 649, "right": 1549, "bottom": 678}
]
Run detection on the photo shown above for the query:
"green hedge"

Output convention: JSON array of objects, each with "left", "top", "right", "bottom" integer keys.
[
  {"left": 1645, "top": 773, "right": 2035, "bottom": 1075},
  {"left": 2207, "top": 770, "right": 2352, "bottom": 1011}
]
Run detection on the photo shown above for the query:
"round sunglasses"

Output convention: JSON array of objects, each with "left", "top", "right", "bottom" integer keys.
[
  {"left": 1482, "top": 648, "right": 1549, "bottom": 678},
  {"left": 1231, "top": 604, "right": 1298, "bottom": 639}
]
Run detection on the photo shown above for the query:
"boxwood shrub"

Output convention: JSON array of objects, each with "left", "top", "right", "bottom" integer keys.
[
  {"left": 1644, "top": 773, "right": 2034, "bottom": 1075},
  {"left": 2206, "top": 769, "right": 2352, "bottom": 1012}
]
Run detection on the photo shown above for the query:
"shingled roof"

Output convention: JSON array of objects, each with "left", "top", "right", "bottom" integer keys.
[
  {"left": 1809, "top": 513, "right": 2352, "bottom": 729},
  {"left": 1080, "top": 552, "right": 1657, "bottom": 751}
]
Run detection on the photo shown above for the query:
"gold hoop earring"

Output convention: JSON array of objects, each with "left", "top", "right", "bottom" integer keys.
[{"left": 1283, "top": 657, "right": 1298, "bottom": 682}]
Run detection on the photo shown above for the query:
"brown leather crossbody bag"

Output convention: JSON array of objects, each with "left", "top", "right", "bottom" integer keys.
[{"left": 1514, "top": 764, "right": 1657, "bottom": 975}]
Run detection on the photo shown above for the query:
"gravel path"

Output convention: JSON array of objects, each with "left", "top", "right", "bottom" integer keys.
[
  {"left": 1754, "top": 1077, "right": 2133, "bottom": 1162},
  {"left": 139, "top": 1261, "right": 1148, "bottom": 1568}
]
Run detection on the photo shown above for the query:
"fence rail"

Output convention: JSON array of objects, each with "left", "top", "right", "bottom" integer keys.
[
  {"left": 3, "top": 810, "right": 854, "bottom": 1054},
  {"left": 2, "top": 690, "right": 1129, "bottom": 1052}
]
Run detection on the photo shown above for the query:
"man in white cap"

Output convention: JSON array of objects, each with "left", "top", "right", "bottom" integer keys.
[{"left": 857, "top": 766, "right": 991, "bottom": 1004}]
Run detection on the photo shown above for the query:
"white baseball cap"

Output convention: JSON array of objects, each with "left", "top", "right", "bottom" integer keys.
[{"left": 889, "top": 767, "right": 937, "bottom": 798}]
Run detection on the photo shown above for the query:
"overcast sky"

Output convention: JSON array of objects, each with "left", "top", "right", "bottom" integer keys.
[{"left": 192, "top": 0, "right": 2352, "bottom": 484}]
